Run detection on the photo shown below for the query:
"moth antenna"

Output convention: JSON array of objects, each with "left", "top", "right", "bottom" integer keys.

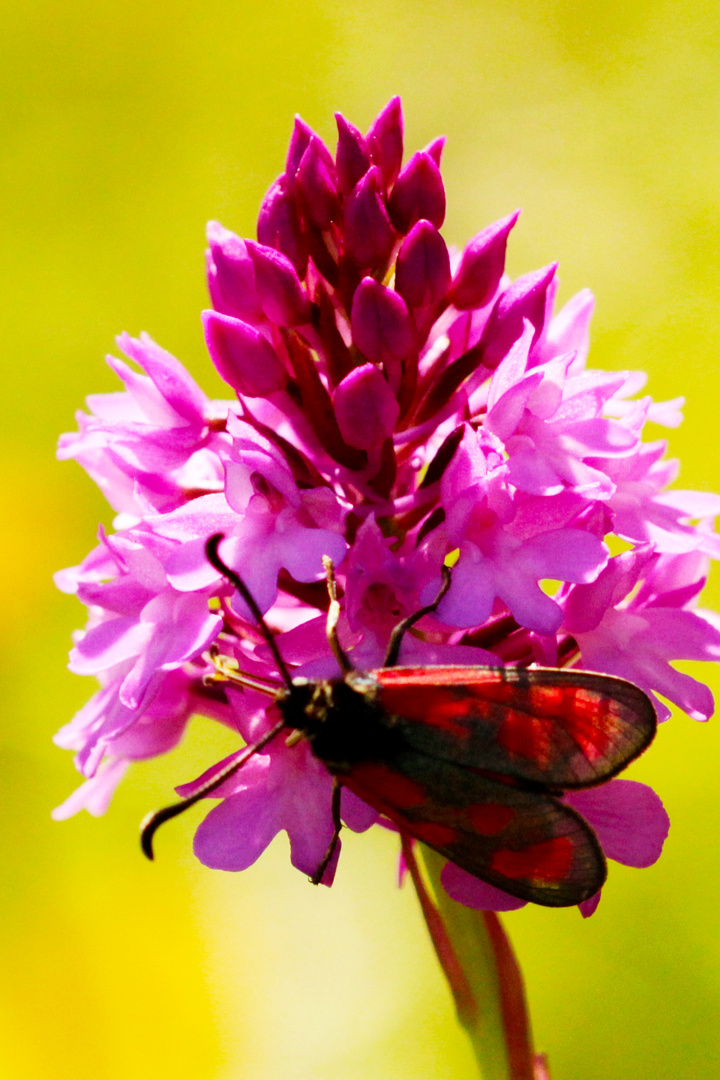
[
  {"left": 206, "top": 533, "right": 294, "bottom": 691},
  {"left": 383, "top": 564, "right": 452, "bottom": 668},
  {"left": 322, "top": 555, "right": 353, "bottom": 674},
  {"left": 141, "top": 716, "right": 286, "bottom": 859},
  {"left": 204, "top": 646, "right": 282, "bottom": 697}
]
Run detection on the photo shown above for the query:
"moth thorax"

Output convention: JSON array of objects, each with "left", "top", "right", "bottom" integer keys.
[
  {"left": 279, "top": 675, "right": 396, "bottom": 771},
  {"left": 277, "top": 679, "right": 335, "bottom": 736}
]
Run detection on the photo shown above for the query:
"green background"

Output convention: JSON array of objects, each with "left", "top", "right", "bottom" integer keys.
[{"left": 3, "top": 1, "right": 720, "bottom": 1076}]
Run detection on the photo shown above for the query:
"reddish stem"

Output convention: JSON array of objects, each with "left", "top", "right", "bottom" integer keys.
[
  {"left": 481, "top": 911, "right": 536, "bottom": 1080},
  {"left": 400, "top": 835, "right": 479, "bottom": 1027}
]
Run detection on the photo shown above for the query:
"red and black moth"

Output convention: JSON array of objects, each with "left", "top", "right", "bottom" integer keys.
[{"left": 141, "top": 534, "right": 657, "bottom": 908}]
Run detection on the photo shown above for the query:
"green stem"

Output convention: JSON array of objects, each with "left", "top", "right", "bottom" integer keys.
[{"left": 405, "top": 842, "right": 544, "bottom": 1080}]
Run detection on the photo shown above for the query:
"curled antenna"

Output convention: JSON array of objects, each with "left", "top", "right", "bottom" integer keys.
[
  {"left": 141, "top": 716, "right": 286, "bottom": 859},
  {"left": 141, "top": 535, "right": 295, "bottom": 860},
  {"left": 206, "top": 533, "right": 294, "bottom": 691}
]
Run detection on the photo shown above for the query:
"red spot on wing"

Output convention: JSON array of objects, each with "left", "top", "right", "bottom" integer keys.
[
  {"left": 376, "top": 668, "right": 629, "bottom": 778},
  {"left": 345, "top": 762, "right": 426, "bottom": 810},
  {"left": 556, "top": 692, "right": 617, "bottom": 762},
  {"left": 412, "top": 821, "right": 459, "bottom": 847},
  {"left": 342, "top": 765, "right": 459, "bottom": 849},
  {"left": 496, "top": 711, "right": 554, "bottom": 768},
  {"left": 493, "top": 684, "right": 617, "bottom": 765},
  {"left": 466, "top": 802, "right": 516, "bottom": 836},
  {"left": 376, "top": 682, "right": 475, "bottom": 739},
  {"left": 491, "top": 836, "right": 574, "bottom": 884}
]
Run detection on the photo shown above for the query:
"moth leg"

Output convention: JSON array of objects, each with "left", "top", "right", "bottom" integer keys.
[
  {"left": 310, "top": 776, "right": 343, "bottom": 885},
  {"left": 383, "top": 564, "right": 452, "bottom": 667},
  {"left": 322, "top": 555, "right": 353, "bottom": 674}
]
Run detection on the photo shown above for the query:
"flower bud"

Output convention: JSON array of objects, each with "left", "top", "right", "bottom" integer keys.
[
  {"left": 245, "top": 240, "right": 311, "bottom": 326},
  {"left": 285, "top": 116, "right": 333, "bottom": 181},
  {"left": 343, "top": 167, "right": 396, "bottom": 270},
  {"left": 395, "top": 220, "right": 451, "bottom": 309},
  {"left": 335, "top": 113, "right": 371, "bottom": 194},
  {"left": 387, "top": 151, "right": 446, "bottom": 234},
  {"left": 366, "top": 96, "right": 404, "bottom": 189},
  {"left": 449, "top": 210, "right": 520, "bottom": 311},
  {"left": 296, "top": 137, "right": 341, "bottom": 229},
  {"left": 333, "top": 363, "right": 400, "bottom": 449},
  {"left": 423, "top": 135, "right": 445, "bottom": 167},
  {"left": 202, "top": 310, "right": 287, "bottom": 397},
  {"left": 205, "top": 221, "right": 262, "bottom": 323},
  {"left": 480, "top": 263, "right": 557, "bottom": 370},
  {"left": 351, "top": 277, "right": 414, "bottom": 365},
  {"left": 257, "top": 178, "right": 307, "bottom": 278}
]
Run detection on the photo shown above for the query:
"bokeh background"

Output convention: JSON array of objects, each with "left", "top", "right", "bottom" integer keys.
[{"left": 3, "top": 1, "right": 720, "bottom": 1077}]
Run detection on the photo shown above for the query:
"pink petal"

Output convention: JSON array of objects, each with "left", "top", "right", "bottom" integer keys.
[
  {"left": 70, "top": 617, "right": 152, "bottom": 674},
  {"left": 441, "top": 862, "right": 527, "bottom": 911},
  {"left": 520, "top": 528, "right": 608, "bottom": 584},
  {"left": 579, "top": 891, "right": 602, "bottom": 918},
  {"left": 278, "top": 523, "right": 348, "bottom": 583},
  {"left": 117, "top": 333, "right": 207, "bottom": 426},
  {"left": 51, "top": 759, "right": 129, "bottom": 820},
  {"left": 566, "top": 780, "right": 670, "bottom": 868},
  {"left": 341, "top": 789, "right": 379, "bottom": 832},
  {"left": 194, "top": 786, "right": 282, "bottom": 871}
]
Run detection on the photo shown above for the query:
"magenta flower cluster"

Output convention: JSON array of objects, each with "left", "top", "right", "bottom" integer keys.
[{"left": 56, "top": 98, "right": 720, "bottom": 914}]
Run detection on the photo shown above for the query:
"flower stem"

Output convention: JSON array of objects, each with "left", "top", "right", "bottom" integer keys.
[
  {"left": 401, "top": 835, "right": 479, "bottom": 1029},
  {"left": 405, "top": 841, "right": 542, "bottom": 1080}
]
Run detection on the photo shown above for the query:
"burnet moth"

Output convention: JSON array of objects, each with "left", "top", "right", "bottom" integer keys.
[{"left": 140, "top": 534, "right": 657, "bottom": 908}]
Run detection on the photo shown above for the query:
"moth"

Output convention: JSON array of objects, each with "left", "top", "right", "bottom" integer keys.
[{"left": 141, "top": 534, "right": 656, "bottom": 907}]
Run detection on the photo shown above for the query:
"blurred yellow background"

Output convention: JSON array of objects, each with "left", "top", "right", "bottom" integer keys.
[{"left": 3, "top": 1, "right": 720, "bottom": 1077}]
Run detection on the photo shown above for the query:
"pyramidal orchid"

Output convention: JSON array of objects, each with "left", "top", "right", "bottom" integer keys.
[{"left": 56, "top": 98, "right": 720, "bottom": 1077}]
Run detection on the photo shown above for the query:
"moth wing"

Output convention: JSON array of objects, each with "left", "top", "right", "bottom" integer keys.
[
  {"left": 341, "top": 750, "right": 606, "bottom": 907},
  {"left": 369, "top": 665, "right": 656, "bottom": 789}
]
